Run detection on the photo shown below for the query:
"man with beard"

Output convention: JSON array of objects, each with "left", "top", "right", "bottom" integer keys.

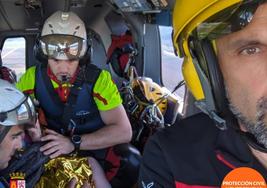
[
  {"left": 139, "top": 0, "right": 267, "bottom": 187},
  {"left": 0, "top": 79, "right": 37, "bottom": 187}
]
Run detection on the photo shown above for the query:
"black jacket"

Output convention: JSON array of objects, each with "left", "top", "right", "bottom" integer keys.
[{"left": 139, "top": 113, "right": 267, "bottom": 188}]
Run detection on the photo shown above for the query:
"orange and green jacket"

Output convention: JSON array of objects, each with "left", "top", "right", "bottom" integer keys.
[
  {"left": 16, "top": 66, "right": 122, "bottom": 111},
  {"left": 16, "top": 66, "right": 122, "bottom": 134}
]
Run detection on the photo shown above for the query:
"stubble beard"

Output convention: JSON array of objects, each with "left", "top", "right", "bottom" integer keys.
[{"left": 226, "top": 88, "right": 267, "bottom": 148}]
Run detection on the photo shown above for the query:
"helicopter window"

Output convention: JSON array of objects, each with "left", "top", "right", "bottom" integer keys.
[
  {"left": 1, "top": 37, "right": 26, "bottom": 80},
  {"left": 160, "top": 26, "right": 185, "bottom": 113}
]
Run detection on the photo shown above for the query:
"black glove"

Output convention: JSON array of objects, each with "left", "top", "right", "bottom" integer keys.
[{"left": 0, "top": 142, "right": 49, "bottom": 188}]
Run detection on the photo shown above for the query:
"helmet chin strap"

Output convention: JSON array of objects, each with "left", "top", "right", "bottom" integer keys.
[{"left": 240, "top": 131, "right": 267, "bottom": 153}]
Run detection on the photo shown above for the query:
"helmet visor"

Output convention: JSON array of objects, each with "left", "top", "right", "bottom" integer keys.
[
  {"left": 194, "top": 0, "right": 266, "bottom": 40},
  {"left": 0, "top": 96, "right": 36, "bottom": 127},
  {"left": 40, "top": 34, "right": 87, "bottom": 60}
]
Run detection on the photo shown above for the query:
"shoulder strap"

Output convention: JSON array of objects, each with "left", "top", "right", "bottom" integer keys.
[
  {"left": 62, "top": 64, "right": 101, "bottom": 135},
  {"left": 78, "top": 64, "right": 102, "bottom": 84},
  {"left": 35, "top": 64, "right": 64, "bottom": 117}
]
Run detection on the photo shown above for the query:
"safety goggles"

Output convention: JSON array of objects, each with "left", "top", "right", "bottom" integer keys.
[
  {"left": 0, "top": 96, "right": 36, "bottom": 127},
  {"left": 195, "top": 0, "right": 266, "bottom": 40},
  {"left": 40, "top": 34, "right": 87, "bottom": 60}
]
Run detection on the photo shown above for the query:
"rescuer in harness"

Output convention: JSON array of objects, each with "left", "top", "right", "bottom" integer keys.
[
  {"left": 139, "top": 0, "right": 267, "bottom": 187},
  {"left": 16, "top": 11, "right": 140, "bottom": 188}
]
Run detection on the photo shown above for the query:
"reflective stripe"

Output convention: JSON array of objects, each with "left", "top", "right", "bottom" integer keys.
[
  {"left": 93, "top": 70, "right": 122, "bottom": 111},
  {"left": 175, "top": 181, "right": 218, "bottom": 188}
]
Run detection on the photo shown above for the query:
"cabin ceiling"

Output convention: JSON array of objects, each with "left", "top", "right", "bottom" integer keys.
[
  {"left": 0, "top": 0, "right": 109, "bottom": 32},
  {"left": 0, "top": 0, "right": 175, "bottom": 32}
]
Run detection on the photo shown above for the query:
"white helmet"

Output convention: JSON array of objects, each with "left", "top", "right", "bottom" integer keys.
[
  {"left": 40, "top": 11, "right": 88, "bottom": 60},
  {"left": 0, "top": 79, "right": 36, "bottom": 143}
]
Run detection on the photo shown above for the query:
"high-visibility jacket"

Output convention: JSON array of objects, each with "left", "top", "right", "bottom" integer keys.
[{"left": 16, "top": 64, "right": 122, "bottom": 134}]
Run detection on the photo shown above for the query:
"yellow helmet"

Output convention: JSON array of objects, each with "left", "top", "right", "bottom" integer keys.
[
  {"left": 172, "top": 0, "right": 264, "bottom": 128},
  {"left": 131, "top": 77, "right": 167, "bottom": 116}
]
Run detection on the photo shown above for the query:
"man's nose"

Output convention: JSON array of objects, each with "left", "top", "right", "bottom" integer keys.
[
  {"left": 15, "top": 137, "right": 24, "bottom": 150},
  {"left": 57, "top": 60, "right": 70, "bottom": 71}
]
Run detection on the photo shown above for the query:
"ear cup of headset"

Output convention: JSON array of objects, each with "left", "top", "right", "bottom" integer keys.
[
  {"left": 201, "top": 40, "right": 238, "bottom": 127},
  {"left": 201, "top": 39, "right": 227, "bottom": 114},
  {"left": 79, "top": 38, "right": 92, "bottom": 65},
  {"left": 33, "top": 35, "right": 48, "bottom": 63}
]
